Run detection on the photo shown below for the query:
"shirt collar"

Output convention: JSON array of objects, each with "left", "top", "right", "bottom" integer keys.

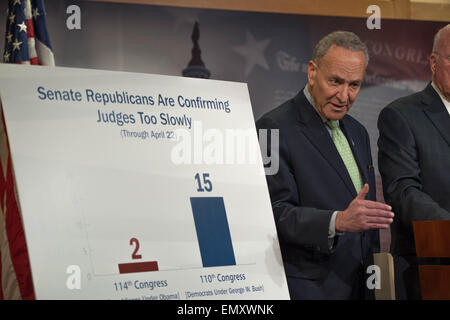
[
  {"left": 303, "top": 85, "right": 331, "bottom": 124},
  {"left": 431, "top": 81, "right": 450, "bottom": 116}
]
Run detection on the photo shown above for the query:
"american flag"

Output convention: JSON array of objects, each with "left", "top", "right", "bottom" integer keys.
[
  {"left": 3, "top": 0, "right": 54, "bottom": 65},
  {"left": 1, "top": 0, "right": 54, "bottom": 300},
  {"left": 0, "top": 109, "right": 34, "bottom": 300}
]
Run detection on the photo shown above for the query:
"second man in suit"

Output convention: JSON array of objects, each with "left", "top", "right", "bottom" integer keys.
[
  {"left": 377, "top": 24, "right": 450, "bottom": 300},
  {"left": 256, "top": 31, "right": 394, "bottom": 299}
]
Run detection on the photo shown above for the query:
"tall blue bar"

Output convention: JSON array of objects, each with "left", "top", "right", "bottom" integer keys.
[{"left": 190, "top": 197, "right": 236, "bottom": 267}]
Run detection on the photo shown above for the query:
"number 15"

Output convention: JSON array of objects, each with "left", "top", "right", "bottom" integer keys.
[{"left": 195, "top": 173, "right": 213, "bottom": 192}]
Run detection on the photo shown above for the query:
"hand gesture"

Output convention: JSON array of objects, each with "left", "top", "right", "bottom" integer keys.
[{"left": 336, "top": 184, "right": 394, "bottom": 232}]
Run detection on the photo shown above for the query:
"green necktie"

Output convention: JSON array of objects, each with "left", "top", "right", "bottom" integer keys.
[{"left": 326, "top": 120, "right": 364, "bottom": 193}]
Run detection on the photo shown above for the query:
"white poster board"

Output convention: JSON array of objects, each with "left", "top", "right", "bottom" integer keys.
[{"left": 0, "top": 64, "right": 289, "bottom": 300}]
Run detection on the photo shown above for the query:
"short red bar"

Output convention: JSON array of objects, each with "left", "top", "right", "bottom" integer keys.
[{"left": 118, "top": 261, "right": 159, "bottom": 274}]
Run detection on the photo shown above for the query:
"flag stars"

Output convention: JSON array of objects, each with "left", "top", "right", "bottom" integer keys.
[
  {"left": 6, "top": 32, "right": 13, "bottom": 44},
  {"left": 8, "top": 13, "right": 15, "bottom": 24},
  {"left": 4, "top": 0, "right": 55, "bottom": 65},
  {"left": 12, "top": 39, "right": 23, "bottom": 51},
  {"left": 17, "top": 21, "right": 27, "bottom": 33},
  {"left": 33, "top": 8, "right": 40, "bottom": 19},
  {"left": 3, "top": 52, "right": 11, "bottom": 63}
]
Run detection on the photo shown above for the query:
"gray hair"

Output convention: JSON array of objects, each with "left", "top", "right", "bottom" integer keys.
[
  {"left": 312, "top": 31, "right": 369, "bottom": 66},
  {"left": 432, "top": 24, "right": 450, "bottom": 54}
]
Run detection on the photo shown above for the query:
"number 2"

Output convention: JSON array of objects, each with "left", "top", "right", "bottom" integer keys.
[{"left": 130, "top": 237, "right": 142, "bottom": 260}]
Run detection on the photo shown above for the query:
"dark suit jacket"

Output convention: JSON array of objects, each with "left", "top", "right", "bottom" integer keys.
[
  {"left": 378, "top": 83, "right": 450, "bottom": 256},
  {"left": 256, "top": 90, "right": 379, "bottom": 299}
]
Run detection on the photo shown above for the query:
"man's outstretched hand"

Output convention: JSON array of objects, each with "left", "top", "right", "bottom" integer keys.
[{"left": 336, "top": 184, "right": 394, "bottom": 232}]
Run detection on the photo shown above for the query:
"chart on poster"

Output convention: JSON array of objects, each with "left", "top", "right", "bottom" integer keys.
[{"left": 0, "top": 64, "right": 289, "bottom": 299}]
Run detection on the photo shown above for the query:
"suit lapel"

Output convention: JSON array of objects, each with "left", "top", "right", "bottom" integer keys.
[
  {"left": 293, "top": 92, "right": 357, "bottom": 198},
  {"left": 421, "top": 83, "right": 450, "bottom": 147}
]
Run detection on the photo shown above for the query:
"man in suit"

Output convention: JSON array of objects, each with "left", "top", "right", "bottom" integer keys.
[
  {"left": 256, "top": 31, "right": 394, "bottom": 299},
  {"left": 377, "top": 24, "right": 450, "bottom": 300}
]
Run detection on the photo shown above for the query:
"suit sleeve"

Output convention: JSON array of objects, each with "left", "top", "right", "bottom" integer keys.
[
  {"left": 377, "top": 106, "right": 450, "bottom": 228},
  {"left": 257, "top": 116, "right": 334, "bottom": 254},
  {"left": 362, "top": 126, "right": 380, "bottom": 253}
]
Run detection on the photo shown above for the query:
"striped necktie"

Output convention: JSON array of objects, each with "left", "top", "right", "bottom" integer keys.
[{"left": 326, "top": 120, "right": 364, "bottom": 193}]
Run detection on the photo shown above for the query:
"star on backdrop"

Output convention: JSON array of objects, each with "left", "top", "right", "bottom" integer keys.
[{"left": 233, "top": 29, "right": 271, "bottom": 77}]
